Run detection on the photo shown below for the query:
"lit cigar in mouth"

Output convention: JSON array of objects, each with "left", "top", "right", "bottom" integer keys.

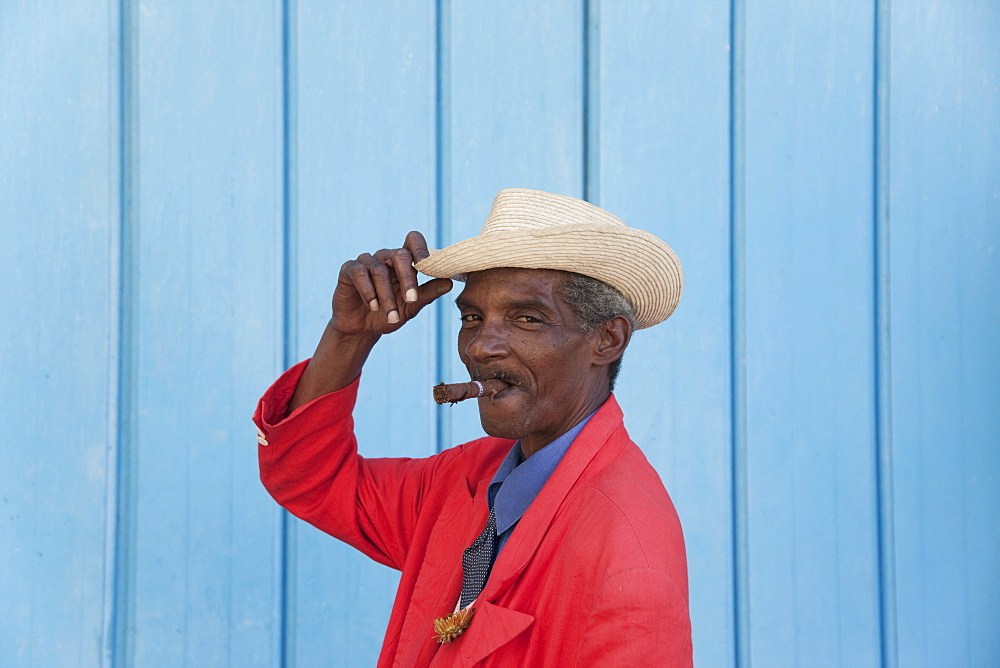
[{"left": 433, "top": 379, "right": 509, "bottom": 405}]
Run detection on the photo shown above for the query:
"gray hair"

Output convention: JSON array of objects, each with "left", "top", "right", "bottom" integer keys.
[{"left": 558, "top": 272, "right": 636, "bottom": 391}]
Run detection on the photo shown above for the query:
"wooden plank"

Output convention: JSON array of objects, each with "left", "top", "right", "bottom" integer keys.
[
  {"left": 291, "top": 1, "right": 437, "bottom": 664},
  {"left": 0, "top": 3, "right": 117, "bottom": 665},
  {"left": 444, "top": 0, "right": 585, "bottom": 446},
  {"left": 595, "top": 2, "right": 735, "bottom": 666},
  {"left": 128, "top": 2, "right": 284, "bottom": 664},
  {"left": 890, "top": 2, "right": 1000, "bottom": 665},
  {"left": 743, "top": 1, "right": 882, "bottom": 664}
]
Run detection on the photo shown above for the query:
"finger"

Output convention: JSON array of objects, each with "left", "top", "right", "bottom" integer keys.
[
  {"left": 340, "top": 260, "right": 379, "bottom": 311},
  {"left": 404, "top": 230, "right": 431, "bottom": 263},
  {"left": 360, "top": 254, "right": 400, "bottom": 323},
  {"left": 390, "top": 249, "right": 419, "bottom": 304},
  {"left": 414, "top": 277, "right": 453, "bottom": 308},
  {"left": 373, "top": 247, "right": 420, "bottom": 304}
]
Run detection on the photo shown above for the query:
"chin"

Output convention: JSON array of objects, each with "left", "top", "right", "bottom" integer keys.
[
  {"left": 479, "top": 419, "right": 522, "bottom": 441},
  {"left": 478, "top": 406, "right": 530, "bottom": 442}
]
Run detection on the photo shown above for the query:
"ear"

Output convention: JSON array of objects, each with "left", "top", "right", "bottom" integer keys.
[{"left": 591, "top": 315, "right": 632, "bottom": 368}]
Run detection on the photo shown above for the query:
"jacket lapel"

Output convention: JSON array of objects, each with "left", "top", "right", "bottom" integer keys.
[
  {"left": 394, "top": 477, "right": 487, "bottom": 666},
  {"left": 481, "top": 395, "right": 628, "bottom": 600},
  {"left": 442, "top": 601, "right": 534, "bottom": 665}
]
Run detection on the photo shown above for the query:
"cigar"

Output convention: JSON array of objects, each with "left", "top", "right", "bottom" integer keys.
[{"left": 433, "top": 379, "right": 509, "bottom": 405}]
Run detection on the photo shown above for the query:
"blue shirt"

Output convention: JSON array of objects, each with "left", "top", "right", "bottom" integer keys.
[{"left": 487, "top": 412, "right": 595, "bottom": 555}]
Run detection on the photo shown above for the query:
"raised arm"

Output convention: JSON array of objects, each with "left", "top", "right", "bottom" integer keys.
[{"left": 255, "top": 230, "right": 457, "bottom": 568}]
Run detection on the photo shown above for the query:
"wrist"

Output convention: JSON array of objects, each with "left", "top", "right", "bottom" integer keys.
[
  {"left": 325, "top": 320, "right": 381, "bottom": 351},
  {"left": 287, "top": 322, "right": 380, "bottom": 413}
]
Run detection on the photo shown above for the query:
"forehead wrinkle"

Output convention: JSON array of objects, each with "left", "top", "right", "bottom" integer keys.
[
  {"left": 456, "top": 292, "right": 559, "bottom": 314},
  {"left": 457, "top": 268, "right": 571, "bottom": 316}
]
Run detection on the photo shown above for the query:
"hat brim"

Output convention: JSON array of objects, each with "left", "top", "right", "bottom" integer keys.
[{"left": 413, "top": 223, "right": 682, "bottom": 329}]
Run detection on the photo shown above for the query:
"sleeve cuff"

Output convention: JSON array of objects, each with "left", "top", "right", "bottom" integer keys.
[{"left": 252, "top": 359, "right": 361, "bottom": 448}]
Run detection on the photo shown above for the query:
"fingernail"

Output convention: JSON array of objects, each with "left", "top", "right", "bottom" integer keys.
[
  {"left": 405, "top": 288, "right": 418, "bottom": 303},
  {"left": 387, "top": 310, "right": 400, "bottom": 324},
  {"left": 369, "top": 299, "right": 379, "bottom": 311}
]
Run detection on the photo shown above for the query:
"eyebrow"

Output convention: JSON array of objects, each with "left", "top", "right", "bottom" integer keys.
[{"left": 455, "top": 295, "right": 556, "bottom": 313}]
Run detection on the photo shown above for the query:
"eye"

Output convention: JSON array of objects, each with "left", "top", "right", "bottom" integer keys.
[
  {"left": 513, "top": 315, "right": 539, "bottom": 323},
  {"left": 460, "top": 313, "right": 481, "bottom": 324}
]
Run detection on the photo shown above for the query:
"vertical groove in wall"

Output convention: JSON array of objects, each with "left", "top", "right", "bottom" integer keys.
[
  {"left": 873, "top": 1, "right": 898, "bottom": 666},
  {"left": 434, "top": 0, "right": 452, "bottom": 454},
  {"left": 582, "top": 0, "right": 600, "bottom": 204},
  {"left": 279, "top": 0, "right": 298, "bottom": 665},
  {"left": 108, "top": 0, "right": 138, "bottom": 665},
  {"left": 103, "top": 6, "right": 122, "bottom": 665},
  {"left": 728, "top": 0, "right": 750, "bottom": 666}
]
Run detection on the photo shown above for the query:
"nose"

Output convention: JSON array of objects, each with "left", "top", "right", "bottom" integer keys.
[{"left": 461, "top": 319, "right": 509, "bottom": 364}]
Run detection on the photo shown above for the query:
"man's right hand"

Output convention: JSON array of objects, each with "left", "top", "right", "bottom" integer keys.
[
  {"left": 288, "top": 231, "right": 453, "bottom": 413},
  {"left": 331, "top": 231, "right": 453, "bottom": 338}
]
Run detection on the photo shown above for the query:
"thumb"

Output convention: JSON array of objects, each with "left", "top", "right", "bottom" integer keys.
[{"left": 415, "top": 277, "right": 454, "bottom": 309}]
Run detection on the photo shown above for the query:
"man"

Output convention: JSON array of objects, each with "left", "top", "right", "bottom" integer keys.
[{"left": 254, "top": 188, "right": 691, "bottom": 665}]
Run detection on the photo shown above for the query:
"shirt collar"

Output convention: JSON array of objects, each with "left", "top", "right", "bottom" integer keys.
[{"left": 487, "top": 412, "right": 595, "bottom": 537}]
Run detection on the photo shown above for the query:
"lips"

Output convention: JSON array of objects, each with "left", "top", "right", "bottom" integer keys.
[
  {"left": 470, "top": 367, "right": 525, "bottom": 399},
  {"left": 486, "top": 381, "right": 514, "bottom": 400}
]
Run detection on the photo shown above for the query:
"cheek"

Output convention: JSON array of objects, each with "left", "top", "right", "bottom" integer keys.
[
  {"left": 456, "top": 332, "right": 471, "bottom": 363},
  {"left": 538, "top": 343, "right": 592, "bottom": 383}
]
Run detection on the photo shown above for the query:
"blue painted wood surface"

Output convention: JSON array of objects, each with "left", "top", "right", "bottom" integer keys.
[
  {"left": 2, "top": 1, "right": 997, "bottom": 666},
  {"left": 890, "top": 2, "right": 1000, "bottom": 666},
  {"left": 123, "top": 2, "right": 285, "bottom": 665},
  {"left": 1, "top": 3, "right": 118, "bottom": 666},
  {"left": 745, "top": 2, "right": 882, "bottom": 665}
]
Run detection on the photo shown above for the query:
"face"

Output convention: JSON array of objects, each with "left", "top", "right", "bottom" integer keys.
[{"left": 455, "top": 268, "right": 610, "bottom": 455}]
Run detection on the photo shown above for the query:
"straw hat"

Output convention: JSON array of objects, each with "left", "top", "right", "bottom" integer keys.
[{"left": 414, "top": 188, "right": 683, "bottom": 329}]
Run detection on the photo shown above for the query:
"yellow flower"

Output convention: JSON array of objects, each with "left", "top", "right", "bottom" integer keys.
[{"left": 432, "top": 607, "right": 476, "bottom": 644}]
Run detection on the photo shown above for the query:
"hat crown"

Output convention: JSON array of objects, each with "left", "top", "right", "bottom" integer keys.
[{"left": 480, "top": 188, "right": 628, "bottom": 234}]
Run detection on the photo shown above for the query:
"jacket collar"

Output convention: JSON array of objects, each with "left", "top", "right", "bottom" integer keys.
[{"left": 479, "top": 394, "right": 627, "bottom": 601}]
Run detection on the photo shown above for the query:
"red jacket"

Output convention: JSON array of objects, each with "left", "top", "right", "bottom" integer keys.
[{"left": 256, "top": 361, "right": 692, "bottom": 666}]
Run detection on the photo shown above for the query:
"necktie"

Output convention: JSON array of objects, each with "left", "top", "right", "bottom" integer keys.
[{"left": 460, "top": 507, "right": 498, "bottom": 609}]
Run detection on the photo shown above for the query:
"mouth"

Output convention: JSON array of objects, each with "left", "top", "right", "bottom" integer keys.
[
  {"left": 485, "top": 383, "right": 514, "bottom": 401},
  {"left": 471, "top": 368, "right": 524, "bottom": 400}
]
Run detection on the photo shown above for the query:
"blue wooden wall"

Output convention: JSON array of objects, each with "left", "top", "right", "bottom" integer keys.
[{"left": 2, "top": 1, "right": 997, "bottom": 666}]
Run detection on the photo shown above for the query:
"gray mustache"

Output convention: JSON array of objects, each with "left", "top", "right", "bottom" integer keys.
[{"left": 471, "top": 367, "right": 523, "bottom": 387}]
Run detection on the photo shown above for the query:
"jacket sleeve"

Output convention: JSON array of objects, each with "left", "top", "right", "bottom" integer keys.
[
  {"left": 575, "top": 567, "right": 693, "bottom": 667},
  {"left": 254, "top": 360, "right": 453, "bottom": 571}
]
